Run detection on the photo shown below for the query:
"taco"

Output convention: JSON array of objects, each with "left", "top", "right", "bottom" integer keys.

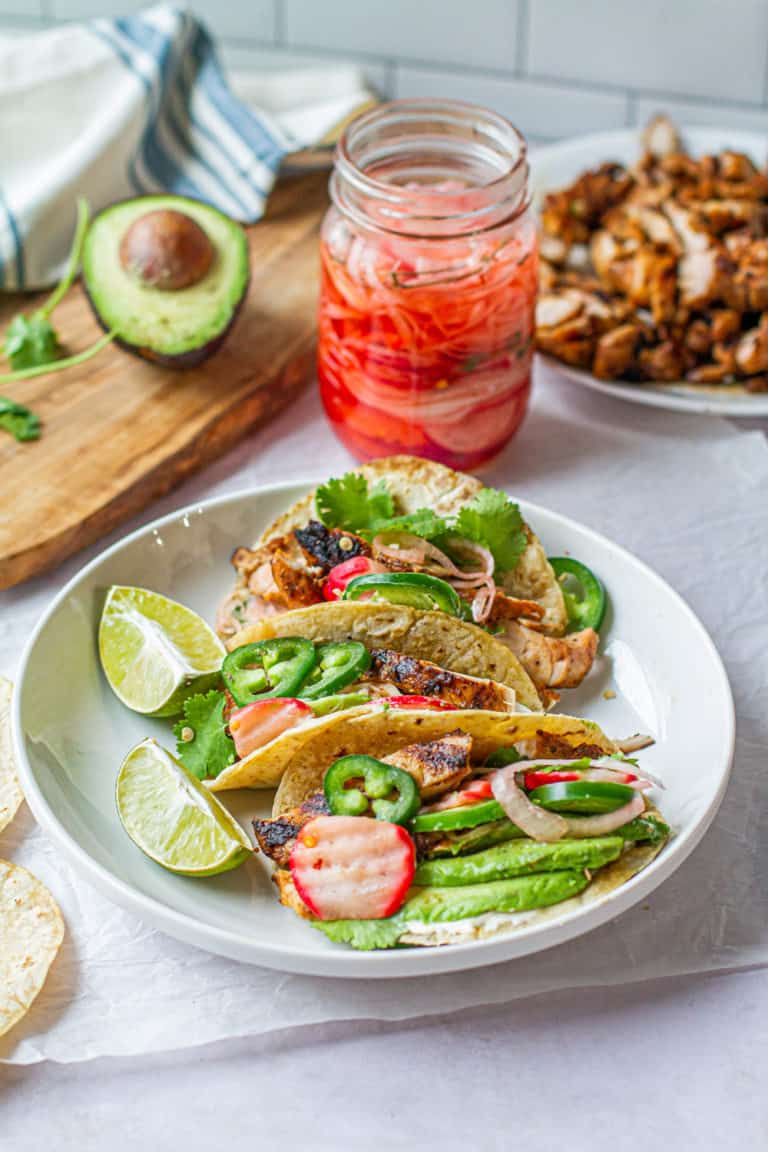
[
  {"left": 174, "top": 634, "right": 525, "bottom": 790},
  {"left": 217, "top": 456, "right": 602, "bottom": 709},
  {"left": 253, "top": 711, "right": 669, "bottom": 950}
]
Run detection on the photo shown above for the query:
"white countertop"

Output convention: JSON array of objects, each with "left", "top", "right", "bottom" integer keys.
[
  {"left": 2, "top": 369, "right": 766, "bottom": 1146},
  {"left": 4, "top": 968, "right": 766, "bottom": 1149}
]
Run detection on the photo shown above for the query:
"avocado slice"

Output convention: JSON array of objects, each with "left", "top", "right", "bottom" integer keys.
[
  {"left": 82, "top": 195, "right": 249, "bottom": 366},
  {"left": 414, "top": 836, "right": 624, "bottom": 887},
  {"left": 314, "top": 870, "right": 590, "bottom": 950}
]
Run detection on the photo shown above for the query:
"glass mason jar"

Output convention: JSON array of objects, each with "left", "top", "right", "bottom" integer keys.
[{"left": 318, "top": 99, "right": 537, "bottom": 470}]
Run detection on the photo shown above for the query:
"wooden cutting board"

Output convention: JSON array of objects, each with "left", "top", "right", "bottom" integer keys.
[{"left": 0, "top": 172, "right": 329, "bottom": 591}]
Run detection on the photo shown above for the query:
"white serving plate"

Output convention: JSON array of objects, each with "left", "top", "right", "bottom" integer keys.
[
  {"left": 531, "top": 127, "right": 768, "bottom": 418},
  {"left": 13, "top": 481, "right": 734, "bottom": 977}
]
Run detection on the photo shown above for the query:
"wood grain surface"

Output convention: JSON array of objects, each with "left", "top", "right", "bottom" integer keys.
[{"left": 0, "top": 173, "right": 328, "bottom": 591}]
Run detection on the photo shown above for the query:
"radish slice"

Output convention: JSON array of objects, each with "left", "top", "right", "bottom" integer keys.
[
  {"left": 563, "top": 791, "right": 646, "bottom": 837},
  {"left": 290, "top": 816, "right": 415, "bottom": 921},
  {"left": 490, "top": 765, "right": 569, "bottom": 842},
  {"left": 229, "top": 698, "right": 312, "bottom": 759},
  {"left": 422, "top": 777, "right": 495, "bottom": 812}
]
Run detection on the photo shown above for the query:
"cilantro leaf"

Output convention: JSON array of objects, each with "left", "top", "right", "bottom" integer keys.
[
  {"left": 173, "top": 691, "right": 236, "bottom": 781},
  {"left": 0, "top": 396, "right": 40, "bottom": 442},
  {"left": 4, "top": 314, "right": 61, "bottom": 372},
  {"left": 315, "top": 472, "right": 395, "bottom": 532},
  {"left": 454, "top": 488, "right": 527, "bottom": 573},
  {"left": 368, "top": 508, "right": 448, "bottom": 539}
]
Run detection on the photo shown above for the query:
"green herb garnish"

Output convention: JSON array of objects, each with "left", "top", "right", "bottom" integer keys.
[
  {"left": 454, "top": 488, "right": 527, "bottom": 573},
  {"left": 0, "top": 396, "right": 40, "bottom": 442},
  {"left": 315, "top": 472, "right": 395, "bottom": 532},
  {"left": 3, "top": 199, "right": 90, "bottom": 372},
  {"left": 0, "top": 200, "right": 116, "bottom": 439},
  {"left": 173, "top": 691, "right": 236, "bottom": 781}
]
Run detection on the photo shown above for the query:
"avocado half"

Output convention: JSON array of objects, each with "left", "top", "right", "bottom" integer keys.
[{"left": 82, "top": 195, "right": 250, "bottom": 367}]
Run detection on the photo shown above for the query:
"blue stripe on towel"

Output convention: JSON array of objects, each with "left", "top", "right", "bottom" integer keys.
[
  {"left": 112, "top": 10, "right": 280, "bottom": 218},
  {"left": 113, "top": 15, "right": 252, "bottom": 216}
]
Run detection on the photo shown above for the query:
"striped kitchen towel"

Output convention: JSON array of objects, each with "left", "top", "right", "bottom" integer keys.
[{"left": 0, "top": 4, "right": 374, "bottom": 290}]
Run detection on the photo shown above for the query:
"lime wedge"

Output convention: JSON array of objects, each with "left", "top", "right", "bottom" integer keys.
[
  {"left": 116, "top": 739, "right": 252, "bottom": 876},
  {"left": 99, "top": 585, "right": 224, "bottom": 717}
]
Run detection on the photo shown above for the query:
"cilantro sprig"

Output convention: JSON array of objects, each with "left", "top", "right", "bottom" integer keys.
[
  {"left": 0, "top": 396, "right": 40, "bottom": 442},
  {"left": 173, "top": 691, "right": 236, "bottom": 781},
  {"left": 454, "top": 488, "right": 527, "bottom": 573},
  {"left": 3, "top": 199, "right": 90, "bottom": 374},
  {"left": 315, "top": 472, "right": 394, "bottom": 532},
  {"left": 0, "top": 199, "right": 116, "bottom": 441},
  {"left": 315, "top": 471, "right": 527, "bottom": 574}
]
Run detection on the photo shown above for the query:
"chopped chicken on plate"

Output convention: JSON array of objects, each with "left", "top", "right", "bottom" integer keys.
[{"left": 537, "top": 116, "right": 768, "bottom": 390}]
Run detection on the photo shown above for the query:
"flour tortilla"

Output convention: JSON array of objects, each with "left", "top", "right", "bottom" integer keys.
[
  {"left": 248, "top": 455, "right": 568, "bottom": 634},
  {"left": 0, "top": 677, "right": 23, "bottom": 833},
  {"left": 228, "top": 600, "right": 543, "bottom": 710},
  {"left": 0, "top": 860, "right": 65, "bottom": 1037},
  {"left": 272, "top": 710, "right": 618, "bottom": 815}
]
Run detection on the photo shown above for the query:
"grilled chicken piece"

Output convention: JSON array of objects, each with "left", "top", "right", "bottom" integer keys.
[
  {"left": 640, "top": 115, "right": 681, "bottom": 161},
  {"left": 293, "top": 520, "right": 370, "bottom": 573},
  {"left": 745, "top": 374, "right": 768, "bottom": 392},
  {"left": 383, "top": 731, "right": 474, "bottom": 800},
  {"left": 735, "top": 318, "right": 768, "bottom": 376},
  {"left": 269, "top": 548, "right": 324, "bottom": 608},
  {"left": 542, "top": 163, "right": 633, "bottom": 248},
  {"left": 365, "top": 650, "right": 516, "bottom": 712},
  {"left": 536, "top": 314, "right": 595, "bottom": 368},
  {"left": 686, "top": 362, "right": 733, "bottom": 384},
  {"left": 273, "top": 870, "right": 312, "bottom": 918},
  {"left": 498, "top": 623, "right": 599, "bottom": 690},
  {"left": 487, "top": 592, "right": 545, "bottom": 624},
  {"left": 593, "top": 323, "right": 641, "bottom": 379},
  {"left": 637, "top": 340, "right": 686, "bottom": 382},
  {"left": 253, "top": 792, "right": 330, "bottom": 868}
]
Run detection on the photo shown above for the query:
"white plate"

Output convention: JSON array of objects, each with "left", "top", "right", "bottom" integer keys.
[
  {"left": 13, "top": 481, "right": 734, "bottom": 977},
  {"left": 531, "top": 127, "right": 768, "bottom": 418}
]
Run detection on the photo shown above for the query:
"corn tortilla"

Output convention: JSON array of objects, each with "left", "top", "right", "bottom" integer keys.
[{"left": 0, "top": 859, "right": 65, "bottom": 1037}]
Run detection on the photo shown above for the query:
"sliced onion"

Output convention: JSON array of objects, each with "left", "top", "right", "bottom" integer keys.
[
  {"left": 470, "top": 582, "right": 496, "bottom": 623},
  {"left": 491, "top": 766, "right": 569, "bottom": 842},
  {"left": 562, "top": 792, "right": 646, "bottom": 837}
]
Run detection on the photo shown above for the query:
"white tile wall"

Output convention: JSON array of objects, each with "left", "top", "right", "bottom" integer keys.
[
  {"left": 394, "top": 67, "right": 628, "bottom": 143},
  {"left": 3, "top": 0, "right": 768, "bottom": 143},
  {"left": 283, "top": 0, "right": 520, "bottom": 71},
  {"left": 527, "top": 0, "right": 768, "bottom": 103}
]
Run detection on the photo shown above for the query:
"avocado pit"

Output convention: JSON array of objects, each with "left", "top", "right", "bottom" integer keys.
[{"left": 119, "top": 209, "right": 214, "bottom": 291}]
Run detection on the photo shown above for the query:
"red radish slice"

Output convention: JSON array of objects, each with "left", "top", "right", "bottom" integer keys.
[
  {"left": 290, "top": 816, "right": 415, "bottom": 921},
  {"left": 323, "top": 557, "right": 388, "bottom": 601},
  {"left": 229, "top": 698, "right": 312, "bottom": 759},
  {"left": 422, "top": 777, "right": 494, "bottom": 812},
  {"left": 491, "top": 765, "right": 569, "bottom": 842}
]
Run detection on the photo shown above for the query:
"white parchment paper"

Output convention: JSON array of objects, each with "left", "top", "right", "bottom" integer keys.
[{"left": 2, "top": 368, "right": 766, "bottom": 1065}]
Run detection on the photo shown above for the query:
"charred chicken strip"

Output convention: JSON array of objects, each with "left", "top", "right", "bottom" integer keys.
[
  {"left": 382, "top": 730, "right": 474, "bottom": 799},
  {"left": 293, "top": 520, "right": 371, "bottom": 572},
  {"left": 498, "top": 622, "right": 599, "bottom": 690},
  {"left": 366, "top": 649, "right": 516, "bottom": 712},
  {"left": 253, "top": 792, "right": 330, "bottom": 868}
]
